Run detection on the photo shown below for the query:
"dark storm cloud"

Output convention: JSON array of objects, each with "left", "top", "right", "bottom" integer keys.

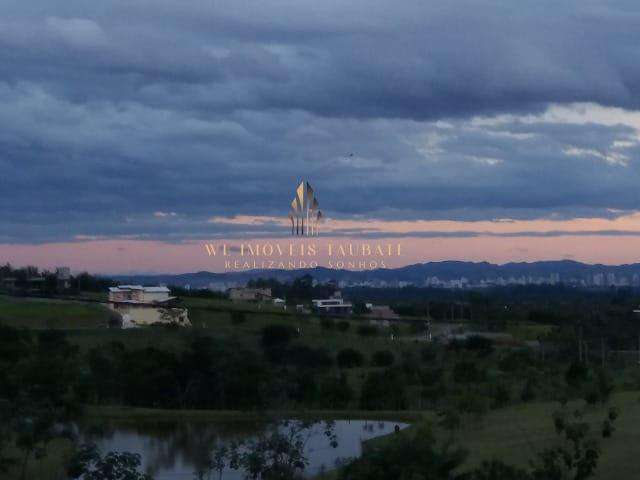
[{"left": 3, "top": 1, "right": 640, "bottom": 242}]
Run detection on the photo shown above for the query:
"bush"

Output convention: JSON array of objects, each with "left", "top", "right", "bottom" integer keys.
[
  {"left": 521, "top": 378, "right": 536, "bottom": 402},
  {"left": 421, "top": 345, "right": 437, "bottom": 363},
  {"left": 337, "top": 348, "right": 365, "bottom": 368},
  {"left": 360, "top": 369, "right": 407, "bottom": 410},
  {"left": 286, "top": 345, "right": 333, "bottom": 369},
  {"left": 372, "top": 350, "right": 395, "bottom": 367},
  {"left": 320, "top": 317, "right": 335, "bottom": 330},
  {"left": 318, "top": 373, "right": 354, "bottom": 409},
  {"left": 357, "top": 324, "right": 379, "bottom": 337},
  {"left": 565, "top": 361, "right": 590, "bottom": 388},
  {"left": 230, "top": 311, "right": 246, "bottom": 325},
  {"left": 455, "top": 392, "right": 489, "bottom": 419},
  {"left": 465, "top": 335, "right": 494, "bottom": 356},
  {"left": 339, "top": 425, "right": 467, "bottom": 479},
  {"left": 336, "top": 321, "right": 351, "bottom": 332},
  {"left": 491, "top": 383, "right": 511, "bottom": 408},
  {"left": 260, "top": 325, "right": 295, "bottom": 350},
  {"left": 453, "top": 361, "right": 484, "bottom": 383}
]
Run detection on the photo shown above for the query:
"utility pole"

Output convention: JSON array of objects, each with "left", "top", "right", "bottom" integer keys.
[
  {"left": 578, "top": 323, "right": 584, "bottom": 363},
  {"left": 601, "top": 337, "right": 605, "bottom": 369}
]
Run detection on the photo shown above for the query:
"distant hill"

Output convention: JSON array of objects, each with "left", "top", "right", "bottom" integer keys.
[{"left": 111, "top": 260, "right": 640, "bottom": 288}]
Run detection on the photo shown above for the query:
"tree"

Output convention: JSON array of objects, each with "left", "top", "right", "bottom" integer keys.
[
  {"left": 339, "top": 425, "right": 468, "bottom": 480},
  {"left": 529, "top": 407, "right": 609, "bottom": 480},
  {"left": 318, "top": 374, "right": 353, "bottom": 409},
  {"left": 360, "top": 369, "right": 407, "bottom": 410},
  {"left": 67, "top": 444, "right": 153, "bottom": 480},
  {"left": 210, "top": 420, "right": 336, "bottom": 480},
  {"left": 437, "top": 407, "right": 462, "bottom": 435},
  {"left": 372, "top": 350, "right": 395, "bottom": 367},
  {"left": 337, "top": 348, "right": 364, "bottom": 368}
]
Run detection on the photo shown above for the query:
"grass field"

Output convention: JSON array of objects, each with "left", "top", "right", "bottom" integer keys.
[
  {"left": 0, "top": 294, "right": 114, "bottom": 329},
  {"left": 0, "top": 294, "right": 424, "bottom": 360},
  {"left": 436, "top": 391, "right": 640, "bottom": 479}
]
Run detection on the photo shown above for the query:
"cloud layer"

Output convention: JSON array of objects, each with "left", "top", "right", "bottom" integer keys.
[{"left": 3, "top": 1, "right": 640, "bottom": 243}]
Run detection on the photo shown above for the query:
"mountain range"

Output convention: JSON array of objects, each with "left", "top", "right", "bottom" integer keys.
[{"left": 111, "top": 260, "right": 640, "bottom": 288}]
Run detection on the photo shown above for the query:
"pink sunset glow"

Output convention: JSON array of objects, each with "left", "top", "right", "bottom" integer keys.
[
  {"left": 2, "top": 233, "right": 640, "bottom": 275},
  {"left": 5, "top": 213, "right": 640, "bottom": 274}
]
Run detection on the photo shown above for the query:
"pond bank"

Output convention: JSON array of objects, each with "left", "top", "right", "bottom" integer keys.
[{"left": 85, "top": 405, "right": 426, "bottom": 423}]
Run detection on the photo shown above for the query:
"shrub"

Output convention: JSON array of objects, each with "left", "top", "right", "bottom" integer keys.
[
  {"left": 565, "top": 361, "right": 590, "bottom": 388},
  {"left": 337, "top": 348, "right": 365, "bottom": 368},
  {"left": 372, "top": 350, "right": 395, "bottom": 367},
  {"left": 465, "top": 335, "right": 494, "bottom": 355},
  {"left": 260, "top": 325, "right": 295, "bottom": 350},
  {"left": 286, "top": 345, "right": 333, "bottom": 369},
  {"left": 230, "top": 311, "right": 246, "bottom": 325},
  {"left": 360, "top": 369, "right": 407, "bottom": 410},
  {"left": 318, "top": 374, "right": 354, "bottom": 409},
  {"left": 336, "top": 321, "right": 351, "bottom": 332},
  {"left": 357, "top": 324, "right": 378, "bottom": 337},
  {"left": 421, "top": 345, "right": 437, "bottom": 363},
  {"left": 491, "top": 383, "right": 511, "bottom": 408},
  {"left": 455, "top": 392, "right": 489, "bottom": 418},
  {"left": 453, "top": 361, "right": 484, "bottom": 383},
  {"left": 320, "top": 317, "right": 335, "bottom": 330},
  {"left": 521, "top": 378, "right": 536, "bottom": 402}
]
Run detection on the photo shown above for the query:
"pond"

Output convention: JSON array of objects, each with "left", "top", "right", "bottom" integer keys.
[{"left": 79, "top": 418, "right": 409, "bottom": 479}]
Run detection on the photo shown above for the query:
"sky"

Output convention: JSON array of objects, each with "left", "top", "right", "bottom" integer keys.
[{"left": 4, "top": 1, "right": 640, "bottom": 272}]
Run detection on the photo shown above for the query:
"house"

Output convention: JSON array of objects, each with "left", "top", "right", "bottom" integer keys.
[
  {"left": 107, "top": 285, "right": 189, "bottom": 328},
  {"left": 273, "top": 297, "right": 286, "bottom": 309},
  {"left": 55, "top": 266, "right": 71, "bottom": 290},
  {"left": 228, "top": 287, "right": 272, "bottom": 302},
  {"left": 312, "top": 291, "right": 353, "bottom": 315},
  {"left": 114, "top": 304, "right": 190, "bottom": 329},
  {"left": 108, "top": 285, "right": 172, "bottom": 304},
  {"left": 0, "top": 277, "right": 16, "bottom": 291}
]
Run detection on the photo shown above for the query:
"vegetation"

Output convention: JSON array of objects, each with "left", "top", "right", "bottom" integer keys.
[{"left": 5, "top": 277, "right": 640, "bottom": 478}]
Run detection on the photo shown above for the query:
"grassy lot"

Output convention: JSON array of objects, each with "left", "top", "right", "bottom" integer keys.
[
  {"left": 505, "top": 322, "right": 553, "bottom": 341},
  {"left": 450, "top": 391, "right": 640, "bottom": 479},
  {"left": 0, "top": 294, "right": 114, "bottom": 329},
  {"left": 0, "top": 294, "right": 423, "bottom": 358}
]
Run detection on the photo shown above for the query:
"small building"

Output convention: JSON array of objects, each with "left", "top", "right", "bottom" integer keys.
[
  {"left": 115, "top": 304, "right": 190, "bottom": 329},
  {"left": 228, "top": 287, "right": 272, "bottom": 302},
  {"left": 108, "top": 285, "right": 172, "bottom": 304},
  {"left": 55, "top": 266, "right": 71, "bottom": 290},
  {"left": 312, "top": 292, "right": 353, "bottom": 315},
  {"left": 107, "top": 285, "right": 189, "bottom": 328},
  {"left": 1, "top": 277, "right": 16, "bottom": 291}
]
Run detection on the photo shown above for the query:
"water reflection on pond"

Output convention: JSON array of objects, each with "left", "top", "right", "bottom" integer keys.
[{"left": 80, "top": 418, "right": 408, "bottom": 479}]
